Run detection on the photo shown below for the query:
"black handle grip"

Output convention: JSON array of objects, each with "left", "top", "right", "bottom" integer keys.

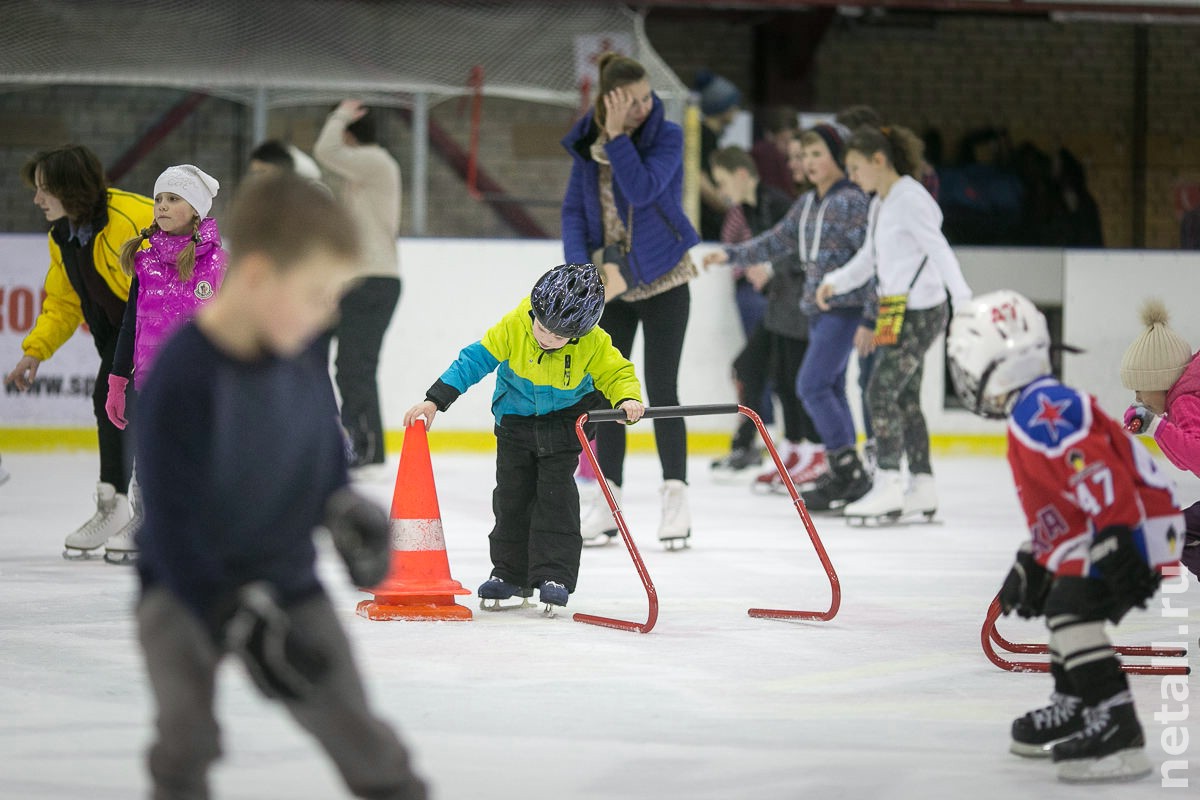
[{"left": 583, "top": 403, "right": 741, "bottom": 423}]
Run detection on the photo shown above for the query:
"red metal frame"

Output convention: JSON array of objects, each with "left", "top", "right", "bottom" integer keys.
[
  {"left": 572, "top": 403, "right": 841, "bottom": 633},
  {"left": 981, "top": 596, "right": 1190, "bottom": 675}
]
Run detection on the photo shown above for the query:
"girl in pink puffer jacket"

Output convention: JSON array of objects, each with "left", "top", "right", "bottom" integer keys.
[
  {"left": 101, "top": 165, "right": 227, "bottom": 563},
  {"left": 1120, "top": 299, "right": 1200, "bottom": 579}
]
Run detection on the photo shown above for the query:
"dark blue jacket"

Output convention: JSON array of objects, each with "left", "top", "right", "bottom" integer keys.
[{"left": 561, "top": 95, "right": 700, "bottom": 287}]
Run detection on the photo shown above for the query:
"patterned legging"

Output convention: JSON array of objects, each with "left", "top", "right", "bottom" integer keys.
[{"left": 866, "top": 302, "right": 949, "bottom": 475}]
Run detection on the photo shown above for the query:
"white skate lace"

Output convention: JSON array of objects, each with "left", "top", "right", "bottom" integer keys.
[
  {"left": 1077, "top": 691, "right": 1133, "bottom": 738},
  {"left": 73, "top": 489, "right": 118, "bottom": 540},
  {"left": 1031, "top": 693, "right": 1081, "bottom": 730}
]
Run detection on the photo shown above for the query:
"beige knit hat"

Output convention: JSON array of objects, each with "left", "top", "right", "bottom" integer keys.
[{"left": 1119, "top": 299, "right": 1193, "bottom": 391}]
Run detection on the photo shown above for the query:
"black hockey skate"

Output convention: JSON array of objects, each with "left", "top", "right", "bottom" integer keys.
[
  {"left": 1051, "top": 697, "right": 1151, "bottom": 783},
  {"left": 477, "top": 576, "right": 533, "bottom": 611},
  {"left": 1010, "top": 693, "right": 1084, "bottom": 758},
  {"left": 799, "top": 448, "right": 870, "bottom": 513},
  {"left": 710, "top": 446, "right": 762, "bottom": 483}
]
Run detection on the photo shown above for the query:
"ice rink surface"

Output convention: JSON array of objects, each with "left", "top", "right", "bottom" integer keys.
[{"left": 1, "top": 449, "right": 1196, "bottom": 799}]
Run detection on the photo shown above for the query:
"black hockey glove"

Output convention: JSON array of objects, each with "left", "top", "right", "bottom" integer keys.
[
  {"left": 1089, "top": 525, "right": 1162, "bottom": 623},
  {"left": 223, "top": 582, "right": 330, "bottom": 701},
  {"left": 997, "top": 542, "right": 1051, "bottom": 619},
  {"left": 325, "top": 486, "right": 392, "bottom": 588}
]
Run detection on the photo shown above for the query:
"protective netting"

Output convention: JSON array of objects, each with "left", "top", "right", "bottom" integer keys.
[{"left": 0, "top": 0, "right": 687, "bottom": 111}]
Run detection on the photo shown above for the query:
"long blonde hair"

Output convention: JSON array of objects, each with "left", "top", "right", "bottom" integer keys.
[{"left": 119, "top": 216, "right": 201, "bottom": 281}]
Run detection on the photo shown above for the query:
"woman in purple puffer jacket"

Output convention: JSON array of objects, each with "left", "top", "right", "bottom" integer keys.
[{"left": 102, "top": 165, "right": 227, "bottom": 563}]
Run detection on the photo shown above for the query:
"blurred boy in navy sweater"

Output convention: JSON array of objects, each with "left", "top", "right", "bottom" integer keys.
[{"left": 134, "top": 173, "right": 427, "bottom": 799}]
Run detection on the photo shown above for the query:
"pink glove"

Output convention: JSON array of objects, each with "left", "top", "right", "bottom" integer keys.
[
  {"left": 106, "top": 374, "right": 129, "bottom": 430},
  {"left": 1123, "top": 404, "right": 1155, "bottom": 435}
]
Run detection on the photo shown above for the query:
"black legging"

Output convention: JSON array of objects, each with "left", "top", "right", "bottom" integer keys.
[
  {"left": 331, "top": 276, "right": 401, "bottom": 466},
  {"left": 93, "top": 329, "right": 131, "bottom": 493},
  {"left": 594, "top": 283, "right": 690, "bottom": 486}
]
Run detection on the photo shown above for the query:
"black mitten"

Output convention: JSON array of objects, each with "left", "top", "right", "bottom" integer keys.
[
  {"left": 1089, "top": 525, "right": 1162, "bottom": 622},
  {"left": 997, "top": 542, "right": 1051, "bottom": 619},
  {"left": 224, "top": 582, "right": 330, "bottom": 701},
  {"left": 325, "top": 486, "right": 392, "bottom": 588}
]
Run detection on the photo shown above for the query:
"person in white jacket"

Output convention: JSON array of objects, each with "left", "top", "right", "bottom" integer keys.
[
  {"left": 314, "top": 100, "right": 402, "bottom": 470},
  {"left": 815, "top": 124, "right": 971, "bottom": 521}
]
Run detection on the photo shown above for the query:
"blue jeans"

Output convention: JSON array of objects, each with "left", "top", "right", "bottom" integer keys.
[{"left": 797, "top": 309, "right": 860, "bottom": 451}]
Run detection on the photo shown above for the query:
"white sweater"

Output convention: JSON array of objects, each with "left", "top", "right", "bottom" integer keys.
[
  {"left": 314, "top": 109, "right": 402, "bottom": 279},
  {"left": 821, "top": 175, "right": 970, "bottom": 311}
]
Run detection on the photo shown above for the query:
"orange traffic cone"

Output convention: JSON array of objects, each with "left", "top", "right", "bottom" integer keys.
[{"left": 356, "top": 419, "right": 473, "bottom": 621}]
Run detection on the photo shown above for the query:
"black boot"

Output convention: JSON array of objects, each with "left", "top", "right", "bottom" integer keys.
[
  {"left": 1010, "top": 692, "right": 1084, "bottom": 758},
  {"left": 800, "top": 447, "right": 871, "bottom": 512},
  {"left": 1051, "top": 695, "right": 1150, "bottom": 783}
]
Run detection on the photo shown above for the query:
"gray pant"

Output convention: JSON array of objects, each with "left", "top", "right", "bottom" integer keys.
[{"left": 137, "top": 587, "right": 427, "bottom": 800}]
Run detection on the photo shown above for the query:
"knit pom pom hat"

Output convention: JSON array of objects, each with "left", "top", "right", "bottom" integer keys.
[{"left": 1119, "top": 299, "right": 1193, "bottom": 391}]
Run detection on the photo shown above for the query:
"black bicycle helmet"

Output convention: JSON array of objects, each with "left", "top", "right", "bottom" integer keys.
[{"left": 529, "top": 263, "right": 605, "bottom": 338}]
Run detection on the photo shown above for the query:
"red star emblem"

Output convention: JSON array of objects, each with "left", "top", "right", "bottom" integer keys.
[{"left": 1029, "top": 393, "right": 1072, "bottom": 442}]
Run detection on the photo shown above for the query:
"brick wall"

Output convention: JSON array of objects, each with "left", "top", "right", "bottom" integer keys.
[
  {"left": 0, "top": 12, "right": 1196, "bottom": 249},
  {"left": 803, "top": 15, "right": 1200, "bottom": 248}
]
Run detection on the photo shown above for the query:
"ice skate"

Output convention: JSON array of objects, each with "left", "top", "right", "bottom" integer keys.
[
  {"left": 799, "top": 447, "right": 870, "bottom": 512},
  {"left": 63, "top": 482, "right": 131, "bottom": 560},
  {"left": 1052, "top": 696, "right": 1151, "bottom": 783},
  {"left": 709, "top": 445, "right": 762, "bottom": 484},
  {"left": 1010, "top": 692, "right": 1084, "bottom": 758},
  {"left": 786, "top": 447, "right": 828, "bottom": 490},
  {"left": 751, "top": 441, "right": 803, "bottom": 494},
  {"left": 538, "top": 580, "right": 569, "bottom": 616},
  {"left": 477, "top": 576, "right": 533, "bottom": 611},
  {"left": 843, "top": 470, "right": 905, "bottom": 525},
  {"left": 580, "top": 478, "right": 620, "bottom": 546},
  {"left": 104, "top": 473, "right": 142, "bottom": 565},
  {"left": 658, "top": 479, "right": 691, "bottom": 550},
  {"left": 901, "top": 473, "right": 938, "bottom": 522}
]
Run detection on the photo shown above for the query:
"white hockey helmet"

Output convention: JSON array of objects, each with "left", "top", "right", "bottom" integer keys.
[{"left": 947, "top": 290, "right": 1052, "bottom": 419}]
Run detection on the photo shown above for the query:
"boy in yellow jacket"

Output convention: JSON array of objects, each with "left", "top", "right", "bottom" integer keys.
[{"left": 5, "top": 145, "right": 154, "bottom": 558}]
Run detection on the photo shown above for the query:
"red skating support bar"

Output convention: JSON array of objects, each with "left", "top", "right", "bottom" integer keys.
[
  {"left": 981, "top": 596, "right": 1189, "bottom": 676},
  {"left": 572, "top": 404, "right": 841, "bottom": 633}
]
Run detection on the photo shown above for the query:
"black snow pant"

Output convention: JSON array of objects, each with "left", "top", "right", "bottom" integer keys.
[{"left": 490, "top": 415, "right": 585, "bottom": 593}]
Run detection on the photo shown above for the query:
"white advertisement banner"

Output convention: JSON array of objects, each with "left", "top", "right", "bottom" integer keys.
[{"left": 1, "top": 234, "right": 101, "bottom": 426}]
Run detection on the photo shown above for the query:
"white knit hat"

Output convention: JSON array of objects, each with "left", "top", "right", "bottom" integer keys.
[
  {"left": 1119, "top": 299, "right": 1193, "bottom": 391},
  {"left": 154, "top": 164, "right": 220, "bottom": 219}
]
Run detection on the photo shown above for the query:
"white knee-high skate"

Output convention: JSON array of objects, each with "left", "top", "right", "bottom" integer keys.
[
  {"left": 843, "top": 469, "right": 905, "bottom": 525},
  {"left": 63, "top": 482, "right": 131, "bottom": 559},
  {"left": 658, "top": 479, "right": 691, "bottom": 550},
  {"left": 104, "top": 472, "right": 142, "bottom": 565},
  {"left": 581, "top": 478, "right": 620, "bottom": 546}
]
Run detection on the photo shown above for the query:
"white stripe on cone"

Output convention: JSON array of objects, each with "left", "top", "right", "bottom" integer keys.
[{"left": 390, "top": 518, "right": 447, "bottom": 551}]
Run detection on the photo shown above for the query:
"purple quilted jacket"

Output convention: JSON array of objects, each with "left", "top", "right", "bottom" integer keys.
[{"left": 133, "top": 216, "right": 226, "bottom": 381}]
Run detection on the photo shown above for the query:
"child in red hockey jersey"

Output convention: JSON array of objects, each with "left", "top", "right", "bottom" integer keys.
[
  {"left": 947, "top": 290, "right": 1184, "bottom": 784},
  {"left": 1119, "top": 299, "right": 1200, "bottom": 579}
]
